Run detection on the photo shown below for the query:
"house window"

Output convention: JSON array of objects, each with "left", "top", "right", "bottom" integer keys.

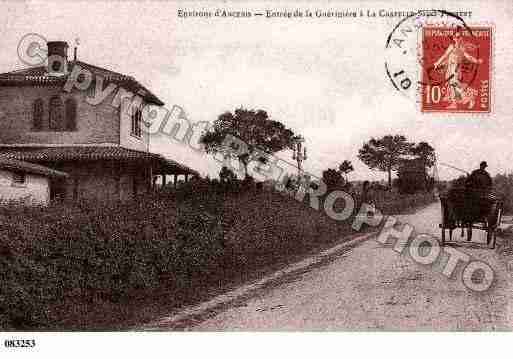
[
  {"left": 12, "top": 171, "right": 26, "bottom": 185},
  {"left": 49, "top": 96, "right": 64, "bottom": 130},
  {"left": 87, "top": 80, "right": 96, "bottom": 99},
  {"left": 33, "top": 99, "right": 44, "bottom": 130},
  {"left": 131, "top": 107, "right": 142, "bottom": 138},
  {"left": 65, "top": 98, "right": 77, "bottom": 131}
]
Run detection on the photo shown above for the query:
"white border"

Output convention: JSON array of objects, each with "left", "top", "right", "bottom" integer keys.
[
  {"left": 0, "top": 332, "right": 512, "bottom": 359},
  {"left": 418, "top": 22, "right": 495, "bottom": 115}
]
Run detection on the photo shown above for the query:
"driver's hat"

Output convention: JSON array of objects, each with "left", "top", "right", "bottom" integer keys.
[{"left": 480, "top": 161, "right": 488, "bottom": 168}]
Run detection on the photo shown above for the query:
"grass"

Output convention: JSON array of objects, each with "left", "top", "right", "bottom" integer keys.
[
  {"left": 372, "top": 189, "right": 436, "bottom": 214},
  {"left": 494, "top": 173, "right": 513, "bottom": 214},
  {"left": 0, "top": 181, "right": 436, "bottom": 330}
]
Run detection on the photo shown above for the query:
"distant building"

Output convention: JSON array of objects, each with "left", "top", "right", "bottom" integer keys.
[
  {"left": 0, "top": 40, "right": 198, "bottom": 201},
  {"left": 0, "top": 158, "right": 67, "bottom": 205}
]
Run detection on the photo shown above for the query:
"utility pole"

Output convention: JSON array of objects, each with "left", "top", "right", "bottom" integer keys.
[{"left": 292, "top": 136, "right": 307, "bottom": 178}]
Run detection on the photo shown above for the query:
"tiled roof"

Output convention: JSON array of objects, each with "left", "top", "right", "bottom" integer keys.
[
  {"left": 0, "top": 146, "right": 199, "bottom": 176},
  {"left": 0, "top": 60, "right": 164, "bottom": 106},
  {"left": 0, "top": 158, "right": 68, "bottom": 178},
  {"left": 0, "top": 146, "right": 152, "bottom": 161}
]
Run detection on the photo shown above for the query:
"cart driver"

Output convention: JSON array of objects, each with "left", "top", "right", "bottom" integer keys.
[{"left": 466, "top": 161, "right": 492, "bottom": 190}]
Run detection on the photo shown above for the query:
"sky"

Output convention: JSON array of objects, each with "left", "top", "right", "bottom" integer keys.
[{"left": 1, "top": 0, "right": 512, "bottom": 181}]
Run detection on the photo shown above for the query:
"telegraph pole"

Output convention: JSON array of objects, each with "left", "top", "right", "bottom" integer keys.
[{"left": 292, "top": 136, "right": 307, "bottom": 178}]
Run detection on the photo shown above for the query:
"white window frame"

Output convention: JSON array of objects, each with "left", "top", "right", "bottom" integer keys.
[
  {"left": 11, "top": 171, "right": 27, "bottom": 187},
  {"left": 130, "top": 106, "right": 143, "bottom": 139}
]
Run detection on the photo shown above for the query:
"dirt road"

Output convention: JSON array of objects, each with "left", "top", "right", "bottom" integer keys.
[{"left": 153, "top": 202, "right": 513, "bottom": 330}]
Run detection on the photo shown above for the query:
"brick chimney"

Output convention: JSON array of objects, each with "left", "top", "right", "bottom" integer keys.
[{"left": 47, "top": 41, "right": 69, "bottom": 76}]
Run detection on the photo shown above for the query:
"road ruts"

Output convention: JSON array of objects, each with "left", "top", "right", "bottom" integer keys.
[{"left": 185, "top": 202, "right": 513, "bottom": 330}]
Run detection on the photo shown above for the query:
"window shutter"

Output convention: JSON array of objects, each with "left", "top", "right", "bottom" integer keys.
[
  {"left": 12, "top": 171, "right": 26, "bottom": 184},
  {"left": 65, "top": 98, "right": 77, "bottom": 131},
  {"left": 131, "top": 107, "right": 142, "bottom": 137},
  {"left": 49, "top": 97, "right": 64, "bottom": 130},
  {"left": 33, "top": 99, "right": 44, "bottom": 130}
]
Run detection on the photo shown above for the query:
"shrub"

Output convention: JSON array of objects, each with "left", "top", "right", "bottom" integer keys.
[
  {"left": 322, "top": 168, "right": 344, "bottom": 190},
  {"left": 0, "top": 181, "right": 435, "bottom": 329},
  {"left": 0, "top": 197, "right": 224, "bottom": 329},
  {"left": 219, "top": 166, "right": 238, "bottom": 185},
  {"left": 494, "top": 173, "right": 513, "bottom": 214}
]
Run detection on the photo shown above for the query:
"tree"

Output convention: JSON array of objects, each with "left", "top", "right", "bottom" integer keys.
[
  {"left": 358, "top": 135, "right": 413, "bottom": 188},
  {"left": 219, "top": 166, "right": 237, "bottom": 184},
  {"left": 410, "top": 141, "right": 436, "bottom": 189},
  {"left": 452, "top": 175, "right": 468, "bottom": 188},
  {"left": 411, "top": 142, "right": 436, "bottom": 169},
  {"left": 322, "top": 168, "right": 344, "bottom": 189},
  {"left": 338, "top": 160, "right": 354, "bottom": 182},
  {"left": 200, "top": 108, "right": 298, "bottom": 179},
  {"left": 397, "top": 159, "right": 428, "bottom": 194}
]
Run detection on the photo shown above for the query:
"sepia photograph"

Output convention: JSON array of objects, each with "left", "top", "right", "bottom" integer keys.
[{"left": 0, "top": 0, "right": 513, "bottom": 356}]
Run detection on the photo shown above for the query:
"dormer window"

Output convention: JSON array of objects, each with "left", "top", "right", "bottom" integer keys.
[
  {"left": 131, "top": 107, "right": 142, "bottom": 138},
  {"left": 33, "top": 99, "right": 44, "bottom": 131}
]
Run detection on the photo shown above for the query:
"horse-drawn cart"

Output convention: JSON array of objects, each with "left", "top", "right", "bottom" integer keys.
[{"left": 439, "top": 188, "right": 503, "bottom": 248}]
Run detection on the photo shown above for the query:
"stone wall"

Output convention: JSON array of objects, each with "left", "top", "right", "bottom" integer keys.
[
  {"left": 0, "top": 169, "right": 50, "bottom": 205},
  {"left": 44, "top": 160, "right": 151, "bottom": 202},
  {"left": 0, "top": 85, "right": 119, "bottom": 145}
]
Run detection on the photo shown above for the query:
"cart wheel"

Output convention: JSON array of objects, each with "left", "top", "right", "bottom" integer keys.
[
  {"left": 441, "top": 229, "right": 445, "bottom": 246},
  {"left": 487, "top": 230, "right": 496, "bottom": 249}
]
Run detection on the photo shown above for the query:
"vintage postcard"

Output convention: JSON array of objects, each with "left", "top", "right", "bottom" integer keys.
[{"left": 0, "top": 0, "right": 513, "bottom": 356}]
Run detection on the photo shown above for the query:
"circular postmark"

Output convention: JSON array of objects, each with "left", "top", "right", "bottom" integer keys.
[
  {"left": 384, "top": 10, "right": 484, "bottom": 110},
  {"left": 17, "top": 33, "right": 48, "bottom": 66}
]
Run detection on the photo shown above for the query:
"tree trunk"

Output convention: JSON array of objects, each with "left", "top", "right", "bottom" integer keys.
[
  {"left": 388, "top": 168, "right": 392, "bottom": 189},
  {"left": 242, "top": 161, "right": 248, "bottom": 180}
]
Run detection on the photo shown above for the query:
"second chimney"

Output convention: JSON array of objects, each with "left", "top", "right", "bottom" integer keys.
[{"left": 47, "top": 41, "right": 69, "bottom": 76}]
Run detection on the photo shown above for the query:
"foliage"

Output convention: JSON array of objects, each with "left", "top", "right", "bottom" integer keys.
[
  {"left": 219, "top": 166, "right": 238, "bottom": 184},
  {"left": 396, "top": 159, "right": 433, "bottom": 194},
  {"left": 358, "top": 136, "right": 436, "bottom": 188},
  {"left": 411, "top": 142, "right": 436, "bottom": 168},
  {"left": 369, "top": 190, "right": 436, "bottom": 215},
  {"left": 338, "top": 160, "right": 354, "bottom": 181},
  {"left": 358, "top": 135, "right": 413, "bottom": 187},
  {"left": 0, "top": 179, "right": 437, "bottom": 330},
  {"left": 451, "top": 175, "right": 468, "bottom": 188},
  {"left": 396, "top": 173, "right": 427, "bottom": 194},
  {"left": 493, "top": 173, "right": 513, "bottom": 214},
  {"left": 322, "top": 168, "right": 344, "bottom": 189},
  {"left": 200, "top": 108, "right": 298, "bottom": 178},
  {"left": 0, "top": 186, "right": 348, "bottom": 329}
]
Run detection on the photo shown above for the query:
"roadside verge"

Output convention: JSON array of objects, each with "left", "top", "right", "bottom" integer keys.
[{"left": 139, "top": 230, "right": 377, "bottom": 331}]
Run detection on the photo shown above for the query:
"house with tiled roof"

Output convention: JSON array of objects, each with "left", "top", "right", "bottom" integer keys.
[
  {"left": 0, "top": 40, "right": 198, "bottom": 201},
  {"left": 0, "top": 158, "right": 68, "bottom": 205}
]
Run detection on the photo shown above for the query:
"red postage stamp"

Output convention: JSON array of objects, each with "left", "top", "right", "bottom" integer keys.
[{"left": 421, "top": 26, "right": 492, "bottom": 113}]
